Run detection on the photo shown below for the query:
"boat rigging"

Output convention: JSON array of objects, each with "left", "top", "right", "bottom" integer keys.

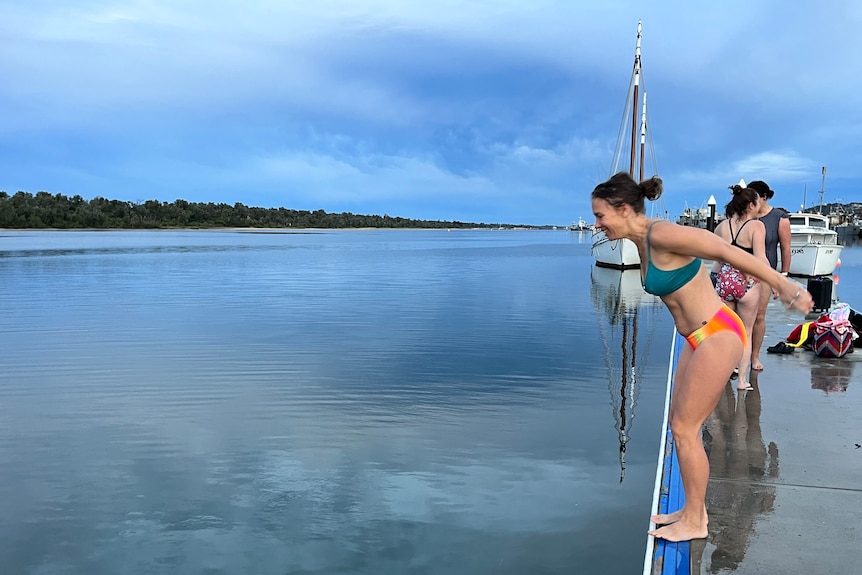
[{"left": 592, "top": 20, "right": 660, "bottom": 269}]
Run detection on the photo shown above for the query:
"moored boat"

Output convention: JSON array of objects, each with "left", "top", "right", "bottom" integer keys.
[
  {"left": 782, "top": 212, "right": 843, "bottom": 276},
  {"left": 568, "top": 217, "right": 593, "bottom": 232},
  {"left": 834, "top": 220, "right": 861, "bottom": 238},
  {"left": 592, "top": 231, "right": 641, "bottom": 269}
]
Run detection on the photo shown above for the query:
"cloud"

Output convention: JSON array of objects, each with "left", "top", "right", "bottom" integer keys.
[
  {"left": 677, "top": 151, "right": 814, "bottom": 190},
  {"left": 2, "top": 1, "right": 862, "bottom": 224}
]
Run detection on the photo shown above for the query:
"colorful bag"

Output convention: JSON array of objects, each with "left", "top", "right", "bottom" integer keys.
[
  {"left": 812, "top": 304, "right": 854, "bottom": 357},
  {"left": 813, "top": 324, "right": 853, "bottom": 357},
  {"left": 715, "top": 263, "right": 747, "bottom": 302}
]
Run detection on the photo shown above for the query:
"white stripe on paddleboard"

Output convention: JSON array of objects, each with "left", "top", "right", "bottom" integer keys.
[{"left": 642, "top": 328, "right": 678, "bottom": 575}]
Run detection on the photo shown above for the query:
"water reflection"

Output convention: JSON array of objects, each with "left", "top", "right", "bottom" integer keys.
[
  {"left": 590, "top": 266, "right": 662, "bottom": 482},
  {"left": 695, "top": 371, "right": 779, "bottom": 572},
  {"left": 810, "top": 359, "right": 854, "bottom": 393},
  {"left": 566, "top": 229, "right": 594, "bottom": 245},
  {"left": 0, "top": 230, "right": 670, "bottom": 574}
]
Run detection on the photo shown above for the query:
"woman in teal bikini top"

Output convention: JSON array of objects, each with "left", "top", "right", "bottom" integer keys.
[
  {"left": 641, "top": 220, "right": 702, "bottom": 297},
  {"left": 591, "top": 172, "right": 812, "bottom": 544}
]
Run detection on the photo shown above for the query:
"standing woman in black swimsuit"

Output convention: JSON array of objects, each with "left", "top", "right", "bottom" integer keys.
[
  {"left": 710, "top": 185, "right": 770, "bottom": 391},
  {"left": 591, "top": 172, "right": 812, "bottom": 542},
  {"left": 749, "top": 180, "right": 792, "bottom": 371}
]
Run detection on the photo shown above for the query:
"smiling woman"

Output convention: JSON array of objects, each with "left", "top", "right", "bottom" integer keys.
[{"left": 591, "top": 170, "right": 814, "bottom": 543}]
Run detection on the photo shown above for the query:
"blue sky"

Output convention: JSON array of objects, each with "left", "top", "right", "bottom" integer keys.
[{"left": 2, "top": 1, "right": 860, "bottom": 226}]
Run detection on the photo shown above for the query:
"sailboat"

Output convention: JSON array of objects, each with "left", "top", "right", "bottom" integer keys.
[
  {"left": 590, "top": 265, "right": 662, "bottom": 482},
  {"left": 591, "top": 20, "right": 659, "bottom": 269}
]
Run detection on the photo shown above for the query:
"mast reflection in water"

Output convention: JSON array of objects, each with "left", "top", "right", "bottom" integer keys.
[{"left": 590, "top": 266, "right": 663, "bottom": 482}]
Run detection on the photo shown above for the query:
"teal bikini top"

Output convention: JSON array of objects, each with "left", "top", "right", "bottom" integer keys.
[{"left": 641, "top": 221, "right": 702, "bottom": 296}]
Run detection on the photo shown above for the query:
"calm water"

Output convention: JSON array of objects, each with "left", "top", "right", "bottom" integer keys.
[{"left": 1, "top": 229, "right": 682, "bottom": 574}]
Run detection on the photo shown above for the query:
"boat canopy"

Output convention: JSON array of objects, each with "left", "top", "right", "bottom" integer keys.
[{"left": 789, "top": 215, "right": 828, "bottom": 229}]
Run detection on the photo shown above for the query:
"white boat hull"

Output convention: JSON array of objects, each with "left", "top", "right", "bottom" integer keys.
[
  {"left": 784, "top": 244, "right": 843, "bottom": 277},
  {"left": 591, "top": 231, "right": 641, "bottom": 269},
  {"left": 783, "top": 212, "right": 844, "bottom": 276}
]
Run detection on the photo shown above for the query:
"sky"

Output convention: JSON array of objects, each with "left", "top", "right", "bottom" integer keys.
[{"left": 2, "top": 0, "right": 861, "bottom": 226}]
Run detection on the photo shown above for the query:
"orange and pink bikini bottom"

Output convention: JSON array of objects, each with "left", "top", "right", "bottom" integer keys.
[{"left": 684, "top": 304, "right": 746, "bottom": 350}]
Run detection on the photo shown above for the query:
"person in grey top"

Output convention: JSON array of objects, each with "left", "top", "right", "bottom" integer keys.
[{"left": 749, "top": 180, "right": 791, "bottom": 371}]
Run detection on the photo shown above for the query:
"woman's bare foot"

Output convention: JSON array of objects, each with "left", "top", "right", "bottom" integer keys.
[
  {"left": 751, "top": 359, "right": 764, "bottom": 371},
  {"left": 650, "top": 509, "right": 682, "bottom": 525},
  {"left": 737, "top": 382, "right": 753, "bottom": 391},
  {"left": 648, "top": 517, "right": 708, "bottom": 542},
  {"left": 651, "top": 504, "right": 707, "bottom": 527}
]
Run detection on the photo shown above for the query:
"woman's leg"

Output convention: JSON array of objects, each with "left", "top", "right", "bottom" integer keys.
[
  {"left": 648, "top": 330, "right": 742, "bottom": 542},
  {"left": 750, "top": 282, "right": 772, "bottom": 371},
  {"left": 725, "top": 300, "right": 740, "bottom": 378},
  {"left": 735, "top": 284, "right": 762, "bottom": 390},
  {"left": 650, "top": 340, "right": 701, "bottom": 527}
]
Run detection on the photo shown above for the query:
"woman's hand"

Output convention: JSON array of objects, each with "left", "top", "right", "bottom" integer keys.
[{"left": 778, "top": 277, "right": 814, "bottom": 313}]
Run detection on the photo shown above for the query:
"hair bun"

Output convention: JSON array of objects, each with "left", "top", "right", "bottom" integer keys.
[{"left": 640, "top": 175, "right": 663, "bottom": 201}]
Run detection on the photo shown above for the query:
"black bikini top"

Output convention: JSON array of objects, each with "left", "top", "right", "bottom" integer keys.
[{"left": 729, "top": 220, "right": 754, "bottom": 255}]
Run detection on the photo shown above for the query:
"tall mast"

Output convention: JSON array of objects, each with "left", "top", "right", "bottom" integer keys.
[
  {"left": 819, "top": 166, "right": 827, "bottom": 214},
  {"left": 629, "top": 20, "right": 642, "bottom": 178},
  {"left": 639, "top": 92, "right": 647, "bottom": 182}
]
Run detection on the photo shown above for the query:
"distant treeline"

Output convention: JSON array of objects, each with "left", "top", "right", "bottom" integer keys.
[{"left": 0, "top": 191, "right": 538, "bottom": 230}]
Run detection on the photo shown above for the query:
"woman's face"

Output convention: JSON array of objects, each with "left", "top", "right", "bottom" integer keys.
[
  {"left": 749, "top": 196, "right": 761, "bottom": 215},
  {"left": 592, "top": 198, "right": 627, "bottom": 239}
]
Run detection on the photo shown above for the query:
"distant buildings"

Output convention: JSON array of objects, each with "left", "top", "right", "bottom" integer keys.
[{"left": 677, "top": 205, "right": 725, "bottom": 229}]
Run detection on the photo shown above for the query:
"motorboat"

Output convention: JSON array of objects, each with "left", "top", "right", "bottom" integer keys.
[{"left": 783, "top": 212, "right": 843, "bottom": 276}]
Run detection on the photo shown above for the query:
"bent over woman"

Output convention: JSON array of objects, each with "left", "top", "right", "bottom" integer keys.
[{"left": 591, "top": 172, "right": 813, "bottom": 543}]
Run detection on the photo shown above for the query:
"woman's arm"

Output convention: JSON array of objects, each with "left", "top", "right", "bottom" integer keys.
[
  {"left": 650, "top": 221, "right": 812, "bottom": 312},
  {"left": 778, "top": 216, "right": 792, "bottom": 274}
]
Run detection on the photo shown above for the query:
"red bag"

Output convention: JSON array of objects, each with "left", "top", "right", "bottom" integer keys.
[{"left": 715, "top": 264, "right": 747, "bottom": 302}]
